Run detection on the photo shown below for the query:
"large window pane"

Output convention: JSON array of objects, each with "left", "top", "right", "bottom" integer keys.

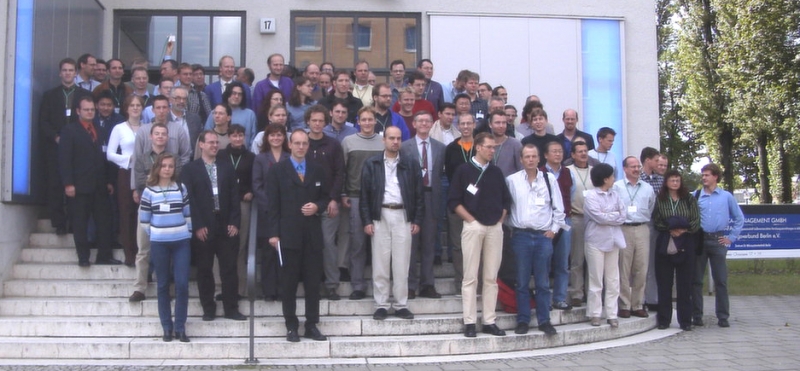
[
  {"left": 148, "top": 16, "right": 178, "bottom": 66},
  {"left": 117, "top": 15, "right": 177, "bottom": 67},
  {"left": 212, "top": 16, "right": 241, "bottom": 64},
  {"left": 356, "top": 18, "right": 386, "bottom": 68},
  {"left": 181, "top": 16, "right": 210, "bottom": 66},
  {"left": 388, "top": 18, "right": 417, "bottom": 68},
  {"left": 326, "top": 17, "right": 354, "bottom": 68},
  {"left": 294, "top": 17, "right": 322, "bottom": 69}
]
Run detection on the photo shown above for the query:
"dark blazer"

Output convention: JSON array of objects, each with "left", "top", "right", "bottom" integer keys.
[
  {"left": 359, "top": 154, "right": 424, "bottom": 226},
  {"left": 93, "top": 112, "right": 126, "bottom": 146},
  {"left": 401, "top": 137, "right": 445, "bottom": 219},
  {"left": 252, "top": 151, "right": 289, "bottom": 237},
  {"left": 39, "top": 85, "right": 92, "bottom": 144},
  {"left": 266, "top": 158, "right": 331, "bottom": 250},
  {"left": 181, "top": 157, "right": 241, "bottom": 234},
  {"left": 58, "top": 121, "right": 113, "bottom": 193}
]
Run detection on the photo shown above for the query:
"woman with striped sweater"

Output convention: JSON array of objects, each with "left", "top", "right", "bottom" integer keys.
[{"left": 139, "top": 153, "right": 192, "bottom": 343}]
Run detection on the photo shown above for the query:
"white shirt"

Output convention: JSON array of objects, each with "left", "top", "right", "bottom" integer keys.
[
  {"left": 613, "top": 178, "right": 655, "bottom": 223},
  {"left": 505, "top": 169, "right": 567, "bottom": 233},
  {"left": 584, "top": 188, "right": 627, "bottom": 252},
  {"left": 107, "top": 122, "right": 138, "bottom": 169},
  {"left": 588, "top": 149, "right": 618, "bottom": 176},
  {"left": 383, "top": 155, "right": 403, "bottom": 205}
]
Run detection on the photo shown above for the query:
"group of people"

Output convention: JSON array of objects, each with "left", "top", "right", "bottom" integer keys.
[{"left": 38, "top": 51, "right": 743, "bottom": 344}]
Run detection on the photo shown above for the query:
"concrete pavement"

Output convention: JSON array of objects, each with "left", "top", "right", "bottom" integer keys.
[{"left": 0, "top": 295, "right": 798, "bottom": 370}]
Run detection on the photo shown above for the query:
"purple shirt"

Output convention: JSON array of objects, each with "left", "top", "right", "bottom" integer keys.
[{"left": 252, "top": 75, "right": 294, "bottom": 114}]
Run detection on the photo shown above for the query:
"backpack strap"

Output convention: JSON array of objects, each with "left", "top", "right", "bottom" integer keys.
[{"left": 542, "top": 170, "right": 554, "bottom": 209}]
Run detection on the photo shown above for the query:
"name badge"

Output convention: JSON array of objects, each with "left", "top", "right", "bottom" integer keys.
[
  {"left": 476, "top": 112, "right": 484, "bottom": 120},
  {"left": 65, "top": 109, "right": 71, "bottom": 117},
  {"left": 421, "top": 169, "right": 427, "bottom": 177},
  {"left": 102, "top": 145, "right": 108, "bottom": 153},
  {"left": 315, "top": 181, "right": 321, "bottom": 187},
  {"left": 583, "top": 190, "right": 589, "bottom": 197},
  {"left": 467, "top": 183, "right": 478, "bottom": 195},
  {"left": 114, "top": 107, "right": 120, "bottom": 114},
  {"left": 535, "top": 197, "right": 546, "bottom": 206},
  {"left": 159, "top": 204, "right": 170, "bottom": 212},
  {"left": 212, "top": 187, "right": 219, "bottom": 195},
  {"left": 392, "top": 177, "right": 399, "bottom": 184},
  {"left": 627, "top": 205, "right": 638, "bottom": 213}
]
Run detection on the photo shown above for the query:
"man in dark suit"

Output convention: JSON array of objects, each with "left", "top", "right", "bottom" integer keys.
[
  {"left": 401, "top": 111, "right": 445, "bottom": 299},
  {"left": 267, "top": 129, "right": 330, "bottom": 343},
  {"left": 58, "top": 96, "right": 120, "bottom": 266},
  {"left": 181, "top": 130, "right": 245, "bottom": 322},
  {"left": 39, "top": 58, "right": 92, "bottom": 235},
  {"left": 204, "top": 56, "right": 252, "bottom": 108}
]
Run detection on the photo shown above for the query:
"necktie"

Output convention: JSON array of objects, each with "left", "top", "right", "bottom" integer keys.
[
  {"left": 82, "top": 121, "right": 97, "bottom": 142},
  {"left": 421, "top": 140, "right": 429, "bottom": 186},
  {"left": 296, "top": 164, "right": 304, "bottom": 182}
]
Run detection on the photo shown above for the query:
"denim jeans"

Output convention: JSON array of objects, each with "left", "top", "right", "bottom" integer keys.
[
  {"left": 512, "top": 229, "right": 553, "bottom": 325},
  {"left": 150, "top": 239, "right": 191, "bottom": 333},
  {"left": 551, "top": 217, "right": 571, "bottom": 304},
  {"left": 693, "top": 234, "right": 729, "bottom": 321}
]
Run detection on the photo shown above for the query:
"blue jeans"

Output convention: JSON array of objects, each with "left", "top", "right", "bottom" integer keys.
[
  {"left": 551, "top": 217, "right": 571, "bottom": 304},
  {"left": 693, "top": 234, "right": 729, "bottom": 321},
  {"left": 151, "top": 239, "right": 191, "bottom": 333},
  {"left": 512, "top": 229, "right": 553, "bottom": 325}
]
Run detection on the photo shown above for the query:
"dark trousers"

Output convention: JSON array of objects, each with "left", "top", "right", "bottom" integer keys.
[
  {"left": 409, "top": 191, "right": 436, "bottom": 290},
  {"left": 117, "top": 168, "right": 138, "bottom": 265},
  {"left": 258, "top": 237, "right": 281, "bottom": 299},
  {"left": 280, "top": 244, "right": 322, "bottom": 331},
  {"left": 693, "top": 235, "right": 730, "bottom": 321},
  {"left": 194, "top": 214, "right": 239, "bottom": 315},
  {"left": 45, "top": 148, "right": 67, "bottom": 229},
  {"left": 655, "top": 241, "right": 695, "bottom": 327},
  {"left": 67, "top": 183, "right": 112, "bottom": 263}
]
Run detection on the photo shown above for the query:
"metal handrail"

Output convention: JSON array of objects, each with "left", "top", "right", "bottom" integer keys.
[{"left": 244, "top": 202, "right": 259, "bottom": 365}]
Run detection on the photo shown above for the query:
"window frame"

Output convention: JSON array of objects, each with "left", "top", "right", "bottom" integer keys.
[{"left": 113, "top": 9, "right": 246, "bottom": 76}]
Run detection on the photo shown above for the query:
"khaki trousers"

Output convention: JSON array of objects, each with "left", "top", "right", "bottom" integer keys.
[{"left": 461, "top": 220, "right": 503, "bottom": 325}]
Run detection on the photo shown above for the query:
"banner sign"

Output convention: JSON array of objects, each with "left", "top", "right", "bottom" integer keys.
[{"left": 728, "top": 205, "right": 800, "bottom": 259}]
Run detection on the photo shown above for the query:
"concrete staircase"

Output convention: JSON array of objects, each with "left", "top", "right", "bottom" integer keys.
[{"left": 0, "top": 220, "right": 656, "bottom": 360}]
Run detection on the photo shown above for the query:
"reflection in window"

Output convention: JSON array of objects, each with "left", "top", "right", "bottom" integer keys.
[
  {"left": 347, "top": 24, "right": 372, "bottom": 50},
  {"left": 213, "top": 17, "right": 242, "bottom": 63},
  {"left": 296, "top": 23, "right": 320, "bottom": 50},
  {"left": 405, "top": 26, "right": 417, "bottom": 52},
  {"left": 181, "top": 17, "right": 210, "bottom": 66}
]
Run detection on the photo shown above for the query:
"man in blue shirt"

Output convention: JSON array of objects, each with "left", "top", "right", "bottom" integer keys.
[{"left": 693, "top": 163, "right": 744, "bottom": 328}]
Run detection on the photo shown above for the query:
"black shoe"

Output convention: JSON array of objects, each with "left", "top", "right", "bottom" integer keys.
[
  {"left": 514, "top": 322, "right": 529, "bottom": 334},
  {"left": 95, "top": 258, "right": 122, "bottom": 265},
  {"left": 162, "top": 331, "right": 173, "bottom": 342},
  {"left": 418, "top": 285, "right": 442, "bottom": 299},
  {"left": 56, "top": 226, "right": 68, "bottom": 235},
  {"left": 202, "top": 313, "right": 216, "bottom": 321},
  {"left": 339, "top": 268, "right": 351, "bottom": 282},
  {"left": 658, "top": 324, "right": 669, "bottom": 330},
  {"left": 718, "top": 319, "right": 730, "bottom": 328},
  {"left": 304, "top": 325, "right": 327, "bottom": 341},
  {"left": 395, "top": 308, "right": 414, "bottom": 319},
  {"left": 552, "top": 301, "right": 573, "bottom": 311},
  {"left": 328, "top": 291, "right": 340, "bottom": 301},
  {"left": 286, "top": 329, "right": 300, "bottom": 342},
  {"left": 407, "top": 289, "right": 416, "bottom": 299},
  {"left": 481, "top": 323, "right": 506, "bottom": 336},
  {"left": 373, "top": 308, "right": 388, "bottom": 320},
  {"left": 680, "top": 324, "right": 692, "bottom": 331},
  {"left": 224, "top": 311, "right": 247, "bottom": 321},
  {"left": 433, "top": 256, "right": 442, "bottom": 266},
  {"left": 646, "top": 303, "right": 659, "bottom": 312},
  {"left": 78, "top": 260, "right": 91, "bottom": 268},
  {"left": 175, "top": 331, "right": 190, "bottom": 342},
  {"left": 692, "top": 318, "right": 704, "bottom": 326},
  {"left": 128, "top": 291, "right": 145, "bottom": 302},
  {"left": 349, "top": 290, "right": 365, "bottom": 300},
  {"left": 538, "top": 321, "right": 557, "bottom": 335},
  {"left": 464, "top": 324, "right": 477, "bottom": 338}
]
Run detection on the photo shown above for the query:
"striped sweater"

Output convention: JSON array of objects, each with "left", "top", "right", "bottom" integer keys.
[{"left": 139, "top": 183, "right": 192, "bottom": 242}]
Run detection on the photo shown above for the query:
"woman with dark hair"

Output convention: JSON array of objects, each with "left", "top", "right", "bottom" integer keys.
[
  {"left": 139, "top": 153, "right": 191, "bottom": 342},
  {"left": 251, "top": 105, "right": 289, "bottom": 154},
  {"left": 107, "top": 94, "right": 145, "bottom": 266},
  {"left": 204, "top": 81, "right": 257, "bottom": 149},
  {"left": 286, "top": 76, "right": 315, "bottom": 132},
  {"left": 252, "top": 123, "right": 290, "bottom": 301},
  {"left": 652, "top": 169, "right": 700, "bottom": 331},
  {"left": 256, "top": 90, "right": 285, "bottom": 132},
  {"left": 584, "top": 163, "right": 627, "bottom": 328}
]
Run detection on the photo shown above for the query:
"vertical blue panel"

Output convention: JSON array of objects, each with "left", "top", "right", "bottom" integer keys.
[
  {"left": 12, "top": 0, "right": 34, "bottom": 195},
  {"left": 581, "top": 19, "right": 623, "bottom": 178}
]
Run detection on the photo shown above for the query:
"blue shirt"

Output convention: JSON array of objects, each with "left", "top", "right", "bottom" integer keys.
[
  {"left": 613, "top": 178, "right": 655, "bottom": 223},
  {"left": 290, "top": 157, "right": 306, "bottom": 177},
  {"left": 697, "top": 186, "right": 744, "bottom": 242}
]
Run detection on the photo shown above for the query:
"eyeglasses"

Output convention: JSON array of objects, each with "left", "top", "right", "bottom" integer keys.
[{"left": 230, "top": 91, "right": 243, "bottom": 96}]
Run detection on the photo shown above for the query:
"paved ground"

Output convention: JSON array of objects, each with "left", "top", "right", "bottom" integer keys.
[{"left": 1, "top": 295, "right": 798, "bottom": 371}]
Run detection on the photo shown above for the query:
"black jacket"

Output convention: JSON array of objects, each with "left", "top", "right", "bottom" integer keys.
[
  {"left": 266, "top": 158, "right": 330, "bottom": 250},
  {"left": 359, "top": 154, "right": 424, "bottom": 226},
  {"left": 58, "top": 120, "right": 114, "bottom": 193},
  {"left": 181, "top": 157, "right": 241, "bottom": 235}
]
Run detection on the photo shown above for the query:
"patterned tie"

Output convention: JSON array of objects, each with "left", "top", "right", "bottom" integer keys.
[
  {"left": 421, "top": 140, "right": 429, "bottom": 186},
  {"left": 296, "top": 164, "right": 304, "bottom": 182}
]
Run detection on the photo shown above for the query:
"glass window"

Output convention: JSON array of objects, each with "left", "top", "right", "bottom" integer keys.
[
  {"left": 115, "top": 11, "right": 244, "bottom": 74},
  {"left": 405, "top": 26, "right": 417, "bottom": 52}
]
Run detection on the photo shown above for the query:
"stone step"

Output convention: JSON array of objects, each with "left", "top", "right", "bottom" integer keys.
[
  {"left": 0, "top": 295, "right": 523, "bottom": 318},
  {"left": 3, "top": 277, "right": 458, "bottom": 299},
  {"left": 35, "top": 219, "right": 56, "bottom": 233},
  {"left": 19, "top": 248, "right": 127, "bottom": 263},
  {"left": 29, "top": 233, "right": 75, "bottom": 248},
  {"left": 0, "top": 317, "right": 655, "bottom": 359}
]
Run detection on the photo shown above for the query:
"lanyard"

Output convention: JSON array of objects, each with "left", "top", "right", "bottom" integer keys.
[
  {"left": 492, "top": 140, "right": 506, "bottom": 166},
  {"left": 600, "top": 152, "right": 608, "bottom": 164},
  {"left": 669, "top": 197, "right": 680, "bottom": 215},
  {"left": 230, "top": 153, "right": 242, "bottom": 170},
  {"left": 62, "top": 87, "right": 75, "bottom": 109},
  {"left": 471, "top": 160, "right": 487, "bottom": 185},
  {"left": 626, "top": 182, "right": 641, "bottom": 205},
  {"left": 576, "top": 167, "right": 589, "bottom": 189},
  {"left": 459, "top": 141, "right": 471, "bottom": 163}
]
